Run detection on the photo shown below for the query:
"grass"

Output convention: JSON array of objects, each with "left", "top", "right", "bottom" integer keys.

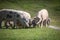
[
  {"left": 0, "top": 27, "right": 60, "bottom": 40},
  {"left": 0, "top": 0, "right": 60, "bottom": 40}
]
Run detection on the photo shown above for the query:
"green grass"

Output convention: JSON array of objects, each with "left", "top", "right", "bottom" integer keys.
[
  {"left": 0, "top": 0, "right": 60, "bottom": 40},
  {"left": 0, "top": 28, "right": 60, "bottom": 40}
]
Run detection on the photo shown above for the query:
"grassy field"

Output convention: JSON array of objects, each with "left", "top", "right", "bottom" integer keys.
[
  {"left": 0, "top": 0, "right": 60, "bottom": 40},
  {"left": 0, "top": 28, "right": 60, "bottom": 40}
]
